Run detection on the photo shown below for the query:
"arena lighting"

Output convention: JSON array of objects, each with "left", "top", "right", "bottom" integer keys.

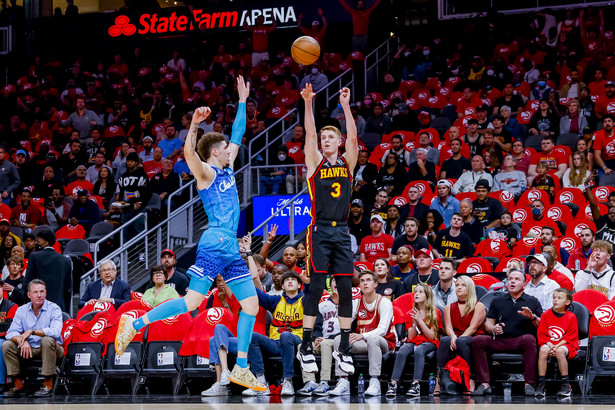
[{"left": 107, "top": 5, "right": 297, "bottom": 37}]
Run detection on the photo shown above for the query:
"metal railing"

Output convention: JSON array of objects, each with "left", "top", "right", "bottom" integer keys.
[
  {"left": 80, "top": 182, "right": 208, "bottom": 296},
  {"left": 364, "top": 36, "right": 400, "bottom": 97},
  {"left": 90, "top": 212, "right": 147, "bottom": 268},
  {"left": 252, "top": 164, "right": 306, "bottom": 196},
  {"left": 438, "top": 0, "right": 614, "bottom": 20},
  {"left": 0, "top": 26, "right": 12, "bottom": 55}
]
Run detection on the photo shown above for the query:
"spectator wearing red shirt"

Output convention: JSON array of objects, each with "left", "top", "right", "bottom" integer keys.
[
  {"left": 456, "top": 86, "right": 483, "bottom": 118},
  {"left": 593, "top": 114, "right": 615, "bottom": 183},
  {"left": 244, "top": 16, "right": 276, "bottom": 67},
  {"left": 144, "top": 147, "right": 164, "bottom": 179},
  {"left": 527, "top": 137, "right": 568, "bottom": 185},
  {"left": 594, "top": 81, "right": 615, "bottom": 119},
  {"left": 64, "top": 165, "right": 94, "bottom": 199},
  {"left": 535, "top": 288, "right": 578, "bottom": 397},
  {"left": 338, "top": 0, "right": 382, "bottom": 52},
  {"left": 298, "top": 8, "right": 327, "bottom": 46},
  {"left": 566, "top": 227, "right": 595, "bottom": 271},
  {"left": 360, "top": 215, "right": 394, "bottom": 263},
  {"left": 10, "top": 190, "right": 41, "bottom": 232}
]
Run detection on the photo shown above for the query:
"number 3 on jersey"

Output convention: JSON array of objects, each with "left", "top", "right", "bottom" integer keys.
[{"left": 331, "top": 182, "right": 341, "bottom": 198}]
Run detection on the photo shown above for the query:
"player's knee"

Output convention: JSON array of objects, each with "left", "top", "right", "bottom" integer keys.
[
  {"left": 239, "top": 295, "right": 259, "bottom": 316},
  {"left": 184, "top": 290, "right": 205, "bottom": 311}
]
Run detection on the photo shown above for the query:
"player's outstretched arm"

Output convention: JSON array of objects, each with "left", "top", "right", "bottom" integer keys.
[
  {"left": 341, "top": 87, "right": 358, "bottom": 171},
  {"left": 185, "top": 107, "right": 215, "bottom": 189},
  {"left": 302, "top": 84, "right": 322, "bottom": 176},
  {"left": 229, "top": 75, "right": 250, "bottom": 169}
]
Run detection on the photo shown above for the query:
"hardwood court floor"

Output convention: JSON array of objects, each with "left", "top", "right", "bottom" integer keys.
[{"left": 2, "top": 395, "right": 615, "bottom": 409}]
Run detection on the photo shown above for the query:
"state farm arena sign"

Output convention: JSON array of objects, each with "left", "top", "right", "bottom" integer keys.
[{"left": 107, "top": 6, "right": 297, "bottom": 37}]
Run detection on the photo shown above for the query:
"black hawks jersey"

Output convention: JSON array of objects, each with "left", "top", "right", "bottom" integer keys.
[{"left": 308, "top": 157, "right": 352, "bottom": 222}]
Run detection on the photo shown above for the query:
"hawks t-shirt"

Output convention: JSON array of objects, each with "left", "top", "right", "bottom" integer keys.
[{"left": 360, "top": 233, "right": 395, "bottom": 263}]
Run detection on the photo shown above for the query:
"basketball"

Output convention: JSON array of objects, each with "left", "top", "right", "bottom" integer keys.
[{"left": 291, "top": 36, "right": 321, "bottom": 65}]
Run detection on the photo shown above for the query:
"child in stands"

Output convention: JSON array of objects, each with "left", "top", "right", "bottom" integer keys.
[
  {"left": 531, "top": 161, "right": 556, "bottom": 201},
  {"left": 535, "top": 288, "right": 578, "bottom": 397}
]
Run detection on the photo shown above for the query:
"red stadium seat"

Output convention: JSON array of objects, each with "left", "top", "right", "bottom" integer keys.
[
  {"left": 489, "top": 191, "right": 516, "bottom": 212},
  {"left": 415, "top": 127, "right": 441, "bottom": 147},
  {"left": 590, "top": 301, "right": 615, "bottom": 338},
  {"left": 512, "top": 237, "right": 541, "bottom": 256},
  {"left": 146, "top": 312, "right": 193, "bottom": 342},
  {"left": 56, "top": 224, "right": 86, "bottom": 240},
  {"left": 555, "top": 188, "right": 587, "bottom": 210},
  {"left": 568, "top": 219, "right": 597, "bottom": 238},
  {"left": 392, "top": 306, "right": 407, "bottom": 325},
  {"left": 76, "top": 301, "right": 116, "bottom": 320},
  {"left": 512, "top": 206, "right": 531, "bottom": 224},
  {"left": 115, "top": 300, "right": 152, "bottom": 317},
  {"left": 546, "top": 204, "right": 573, "bottom": 224},
  {"left": 553, "top": 236, "right": 581, "bottom": 254},
  {"left": 131, "top": 292, "right": 143, "bottom": 301},
  {"left": 495, "top": 256, "right": 526, "bottom": 273},
  {"left": 475, "top": 239, "right": 512, "bottom": 259},
  {"left": 549, "top": 270, "right": 573, "bottom": 291},
  {"left": 574, "top": 290, "right": 609, "bottom": 315},
  {"left": 0, "top": 203, "right": 11, "bottom": 220},
  {"left": 388, "top": 196, "right": 408, "bottom": 206},
  {"left": 432, "top": 258, "right": 442, "bottom": 271},
  {"left": 581, "top": 203, "right": 609, "bottom": 221},
  {"left": 518, "top": 189, "right": 550, "bottom": 207},
  {"left": 593, "top": 186, "right": 615, "bottom": 203},
  {"left": 521, "top": 219, "right": 562, "bottom": 237},
  {"left": 457, "top": 258, "right": 493, "bottom": 274},
  {"left": 455, "top": 192, "right": 477, "bottom": 202},
  {"left": 103, "top": 125, "right": 125, "bottom": 139},
  {"left": 402, "top": 181, "right": 434, "bottom": 199},
  {"left": 392, "top": 292, "right": 414, "bottom": 311},
  {"left": 368, "top": 143, "right": 391, "bottom": 168},
  {"left": 469, "top": 274, "right": 500, "bottom": 289}
]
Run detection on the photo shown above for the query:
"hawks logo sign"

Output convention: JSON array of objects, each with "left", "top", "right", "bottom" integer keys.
[
  {"left": 548, "top": 326, "right": 565, "bottom": 342},
  {"left": 513, "top": 208, "right": 528, "bottom": 223},
  {"left": 466, "top": 263, "right": 483, "bottom": 273},
  {"left": 547, "top": 207, "right": 562, "bottom": 220},
  {"left": 559, "top": 191, "right": 573, "bottom": 203},
  {"left": 595, "top": 305, "right": 615, "bottom": 327},
  {"left": 90, "top": 317, "right": 109, "bottom": 337},
  {"left": 559, "top": 237, "right": 577, "bottom": 252},
  {"left": 206, "top": 308, "right": 226, "bottom": 325},
  {"left": 411, "top": 182, "right": 427, "bottom": 195},
  {"left": 527, "top": 190, "right": 541, "bottom": 202},
  {"left": 93, "top": 301, "right": 112, "bottom": 312},
  {"left": 499, "top": 191, "right": 513, "bottom": 203},
  {"left": 490, "top": 240, "right": 501, "bottom": 253},
  {"left": 357, "top": 309, "right": 368, "bottom": 319},
  {"left": 523, "top": 237, "right": 540, "bottom": 246},
  {"left": 108, "top": 6, "right": 297, "bottom": 37},
  {"left": 595, "top": 187, "right": 612, "bottom": 201}
]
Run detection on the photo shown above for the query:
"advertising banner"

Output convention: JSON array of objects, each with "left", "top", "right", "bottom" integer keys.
[{"left": 252, "top": 194, "right": 311, "bottom": 236}]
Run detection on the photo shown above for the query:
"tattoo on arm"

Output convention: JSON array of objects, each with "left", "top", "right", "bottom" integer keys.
[{"left": 189, "top": 124, "right": 199, "bottom": 148}]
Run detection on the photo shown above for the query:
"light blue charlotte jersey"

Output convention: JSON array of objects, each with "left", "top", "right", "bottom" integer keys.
[{"left": 198, "top": 166, "right": 240, "bottom": 233}]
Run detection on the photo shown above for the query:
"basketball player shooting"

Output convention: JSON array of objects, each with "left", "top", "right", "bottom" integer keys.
[
  {"left": 297, "top": 84, "right": 358, "bottom": 375},
  {"left": 115, "top": 76, "right": 266, "bottom": 392}
]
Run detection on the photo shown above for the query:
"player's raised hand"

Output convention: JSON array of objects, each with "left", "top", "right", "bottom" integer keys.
[
  {"left": 301, "top": 84, "right": 315, "bottom": 102},
  {"left": 193, "top": 107, "right": 211, "bottom": 124},
  {"left": 237, "top": 75, "right": 250, "bottom": 102},
  {"left": 339, "top": 87, "right": 351, "bottom": 106}
]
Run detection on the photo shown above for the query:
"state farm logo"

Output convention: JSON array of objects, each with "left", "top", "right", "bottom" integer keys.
[
  {"left": 608, "top": 102, "right": 615, "bottom": 114},
  {"left": 108, "top": 15, "right": 137, "bottom": 37},
  {"left": 206, "top": 308, "right": 225, "bottom": 325},
  {"left": 548, "top": 326, "right": 565, "bottom": 341},
  {"left": 548, "top": 207, "right": 562, "bottom": 220},
  {"left": 559, "top": 191, "right": 573, "bottom": 203},
  {"left": 490, "top": 240, "right": 501, "bottom": 253},
  {"left": 466, "top": 263, "right": 483, "bottom": 273},
  {"left": 560, "top": 237, "right": 576, "bottom": 252},
  {"left": 595, "top": 305, "right": 615, "bottom": 326},
  {"left": 595, "top": 187, "right": 611, "bottom": 201},
  {"left": 358, "top": 309, "right": 368, "bottom": 319},
  {"left": 90, "top": 317, "right": 108, "bottom": 337},
  {"left": 574, "top": 222, "right": 589, "bottom": 237},
  {"left": 500, "top": 191, "right": 513, "bottom": 203},
  {"left": 527, "top": 190, "right": 541, "bottom": 202},
  {"left": 513, "top": 208, "right": 528, "bottom": 222}
]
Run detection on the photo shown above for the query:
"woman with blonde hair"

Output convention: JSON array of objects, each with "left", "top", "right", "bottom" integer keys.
[
  {"left": 386, "top": 283, "right": 442, "bottom": 397},
  {"left": 436, "top": 274, "right": 486, "bottom": 394},
  {"left": 563, "top": 151, "right": 590, "bottom": 189}
]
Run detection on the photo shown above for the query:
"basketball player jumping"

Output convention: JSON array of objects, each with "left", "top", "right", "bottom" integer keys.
[
  {"left": 296, "top": 84, "right": 358, "bottom": 376},
  {"left": 115, "top": 76, "right": 266, "bottom": 392}
]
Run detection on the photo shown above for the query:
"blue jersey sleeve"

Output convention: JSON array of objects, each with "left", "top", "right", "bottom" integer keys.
[{"left": 230, "top": 102, "right": 246, "bottom": 146}]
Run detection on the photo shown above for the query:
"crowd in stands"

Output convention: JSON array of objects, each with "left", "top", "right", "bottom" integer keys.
[{"left": 2, "top": 1, "right": 615, "bottom": 400}]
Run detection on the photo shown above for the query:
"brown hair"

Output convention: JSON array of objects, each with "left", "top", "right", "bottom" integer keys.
[
  {"left": 358, "top": 270, "right": 377, "bottom": 282},
  {"left": 5, "top": 256, "right": 24, "bottom": 269},
  {"left": 592, "top": 240, "right": 613, "bottom": 255},
  {"left": 197, "top": 132, "right": 227, "bottom": 161}
]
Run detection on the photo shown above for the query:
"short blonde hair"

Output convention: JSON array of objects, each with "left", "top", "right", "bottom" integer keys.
[{"left": 319, "top": 126, "right": 342, "bottom": 140}]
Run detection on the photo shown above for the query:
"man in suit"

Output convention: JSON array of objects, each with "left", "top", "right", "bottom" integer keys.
[
  {"left": 26, "top": 230, "right": 72, "bottom": 313},
  {"left": 79, "top": 259, "right": 131, "bottom": 309}
]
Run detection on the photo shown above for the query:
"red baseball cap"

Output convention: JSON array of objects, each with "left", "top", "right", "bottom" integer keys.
[
  {"left": 414, "top": 248, "right": 432, "bottom": 258},
  {"left": 0, "top": 219, "right": 9, "bottom": 225},
  {"left": 161, "top": 249, "right": 175, "bottom": 258}
]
